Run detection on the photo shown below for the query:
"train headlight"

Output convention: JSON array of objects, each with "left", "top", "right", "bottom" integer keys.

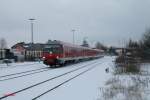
[
  {"left": 56, "top": 56, "right": 59, "bottom": 59},
  {"left": 50, "top": 51, "right": 52, "bottom": 54},
  {"left": 43, "top": 57, "right": 45, "bottom": 59}
]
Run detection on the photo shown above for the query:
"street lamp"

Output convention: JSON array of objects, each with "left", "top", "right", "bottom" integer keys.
[
  {"left": 71, "top": 29, "right": 75, "bottom": 44},
  {"left": 29, "top": 18, "right": 35, "bottom": 61},
  {"left": 29, "top": 18, "right": 35, "bottom": 44}
]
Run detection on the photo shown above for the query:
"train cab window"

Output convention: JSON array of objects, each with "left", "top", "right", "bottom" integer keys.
[{"left": 43, "top": 45, "right": 63, "bottom": 54}]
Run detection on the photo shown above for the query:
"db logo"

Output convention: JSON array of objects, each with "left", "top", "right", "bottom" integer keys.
[{"left": 4, "top": 93, "right": 16, "bottom": 96}]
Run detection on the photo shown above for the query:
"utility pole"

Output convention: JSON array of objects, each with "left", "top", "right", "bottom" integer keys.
[
  {"left": 29, "top": 18, "right": 35, "bottom": 61},
  {"left": 71, "top": 29, "right": 75, "bottom": 44},
  {"left": 29, "top": 18, "right": 35, "bottom": 44}
]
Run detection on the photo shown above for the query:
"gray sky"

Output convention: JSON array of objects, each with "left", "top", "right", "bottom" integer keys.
[{"left": 0, "top": 0, "right": 150, "bottom": 48}]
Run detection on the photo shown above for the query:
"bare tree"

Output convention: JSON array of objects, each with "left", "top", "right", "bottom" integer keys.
[
  {"left": 140, "top": 29, "right": 150, "bottom": 59},
  {"left": 0, "top": 38, "right": 7, "bottom": 49},
  {"left": 81, "top": 40, "right": 89, "bottom": 47},
  {"left": 95, "top": 42, "right": 107, "bottom": 51}
]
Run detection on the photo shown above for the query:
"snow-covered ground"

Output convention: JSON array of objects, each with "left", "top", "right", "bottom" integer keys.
[
  {"left": 100, "top": 61, "right": 150, "bottom": 100},
  {"left": 0, "top": 62, "right": 40, "bottom": 68},
  {"left": 0, "top": 62, "right": 46, "bottom": 76},
  {"left": 0, "top": 56, "right": 116, "bottom": 100}
]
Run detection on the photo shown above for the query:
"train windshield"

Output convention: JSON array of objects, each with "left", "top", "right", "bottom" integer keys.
[{"left": 43, "top": 44, "right": 63, "bottom": 54}]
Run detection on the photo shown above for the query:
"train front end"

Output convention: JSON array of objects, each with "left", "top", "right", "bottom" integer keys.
[{"left": 42, "top": 44, "right": 63, "bottom": 66}]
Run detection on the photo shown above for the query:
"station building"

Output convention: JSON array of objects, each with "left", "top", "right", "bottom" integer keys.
[{"left": 11, "top": 42, "right": 45, "bottom": 61}]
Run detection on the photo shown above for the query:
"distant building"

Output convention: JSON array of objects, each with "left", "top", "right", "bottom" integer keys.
[
  {"left": 0, "top": 49, "right": 6, "bottom": 60},
  {"left": 0, "top": 49, "right": 15, "bottom": 63},
  {"left": 11, "top": 42, "right": 46, "bottom": 61}
]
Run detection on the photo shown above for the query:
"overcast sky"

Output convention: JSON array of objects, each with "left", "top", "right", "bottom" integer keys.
[{"left": 0, "top": 0, "right": 150, "bottom": 48}]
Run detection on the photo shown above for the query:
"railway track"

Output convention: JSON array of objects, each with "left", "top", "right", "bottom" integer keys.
[
  {"left": 0, "top": 62, "right": 88, "bottom": 82},
  {"left": 32, "top": 62, "right": 100, "bottom": 100},
  {"left": 0, "top": 60, "right": 101, "bottom": 99},
  {"left": 0, "top": 67, "right": 50, "bottom": 82},
  {"left": 0, "top": 67, "right": 49, "bottom": 78},
  {"left": 0, "top": 62, "right": 41, "bottom": 69},
  {"left": 0, "top": 59, "right": 100, "bottom": 82}
]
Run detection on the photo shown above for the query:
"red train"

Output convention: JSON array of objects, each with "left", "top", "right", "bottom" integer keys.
[{"left": 42, "top": 40, "right": 103, "bottom": 67}]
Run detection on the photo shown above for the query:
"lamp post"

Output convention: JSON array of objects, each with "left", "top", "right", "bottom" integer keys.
[
  {"left": 29, "top": 18, "right": 35, "bottom": 61},
  {"left": 29, "top": 18, "right": 35, "bottom": 44},
  {"left": 71, "top": 29, "right": 75, "bottom": 44}
]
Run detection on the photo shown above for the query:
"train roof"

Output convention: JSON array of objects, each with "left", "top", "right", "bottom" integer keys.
[{"left": 46, "top": 40, "right": 103, "bottom": 52}]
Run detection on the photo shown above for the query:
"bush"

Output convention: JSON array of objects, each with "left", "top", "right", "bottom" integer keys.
[{"left": 125, "top": 63, "right": 140, "bottom": 73}]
